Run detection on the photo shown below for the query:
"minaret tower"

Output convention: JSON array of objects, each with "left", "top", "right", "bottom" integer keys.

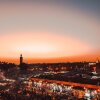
[{"left": 20, "top": 54, "right": 23, "bottom": 65}]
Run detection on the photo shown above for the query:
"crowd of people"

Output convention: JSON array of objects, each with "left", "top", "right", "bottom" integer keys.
[
  {"left": 0, "top": 79, "right": 100, "bottom": 100},
  {"left": 30, "top": 80, "right": 100, "bottom": 100}
]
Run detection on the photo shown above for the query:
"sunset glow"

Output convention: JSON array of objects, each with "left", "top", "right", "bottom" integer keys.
[{"left": 0, "top": 1, "right": 100, "bottom": 63}]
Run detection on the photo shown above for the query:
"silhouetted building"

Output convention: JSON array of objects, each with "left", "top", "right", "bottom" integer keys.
[
  {"left": 19, "top": 54, "right": 28, "bottom": 70},
  {"left": 20, "top": 54, "right": 23, "bottom": 65},
  {"left": 96, "top": 60, "right": 100, "bottom": 74}
]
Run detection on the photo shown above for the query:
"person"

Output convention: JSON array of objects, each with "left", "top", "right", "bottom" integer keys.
[{"left": 84, "top": 90, "right": 91, "bottom": 100}]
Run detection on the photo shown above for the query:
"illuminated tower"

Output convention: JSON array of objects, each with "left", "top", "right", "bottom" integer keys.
[{"left": 20, "top": 54, "right": 23, "bottom": 65}]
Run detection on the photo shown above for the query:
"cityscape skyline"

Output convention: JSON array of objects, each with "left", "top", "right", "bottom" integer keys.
[
  {"left": 0, "top": 1, "right": 100, "bottom": 99},
  {"left": 0, "top": 53, "right": 100, "bottom": 64}
]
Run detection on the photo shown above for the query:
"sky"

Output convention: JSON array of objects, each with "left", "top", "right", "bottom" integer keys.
[{"left": 0, "top": 0, "right": 100, "bottom": 63}]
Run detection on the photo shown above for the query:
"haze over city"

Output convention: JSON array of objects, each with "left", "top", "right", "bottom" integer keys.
[{"left": 0, "top": 0, "right": 100, "bottom": 63}]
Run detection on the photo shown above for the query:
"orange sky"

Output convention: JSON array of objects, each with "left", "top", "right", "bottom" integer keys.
[
  {"left": 0, "top": 1, "right": 100, "bottom": 63},
  {"left": 0, "top": 31, "right": 93, "bottom": 58},
  {"left": 0, "top": 52, "right": 100, "bottom": 64},
  {"left": 0, "top": 31, "right": 99, "bottom": 64}
]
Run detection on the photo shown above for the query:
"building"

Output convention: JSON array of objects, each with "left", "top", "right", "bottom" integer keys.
[
  {"left": 20, "top": 54, "right": 23, "bottom": 65},
  {"left": 19, "top": 54, "right": 28, "bottom": 70},
  {"left": 96, "top": 60, "right": 100, "bottom": 74}
]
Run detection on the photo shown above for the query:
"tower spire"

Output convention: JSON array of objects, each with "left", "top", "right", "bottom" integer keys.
[{"left": 20, "top": 54, "right": 23, "bottom": 65}]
